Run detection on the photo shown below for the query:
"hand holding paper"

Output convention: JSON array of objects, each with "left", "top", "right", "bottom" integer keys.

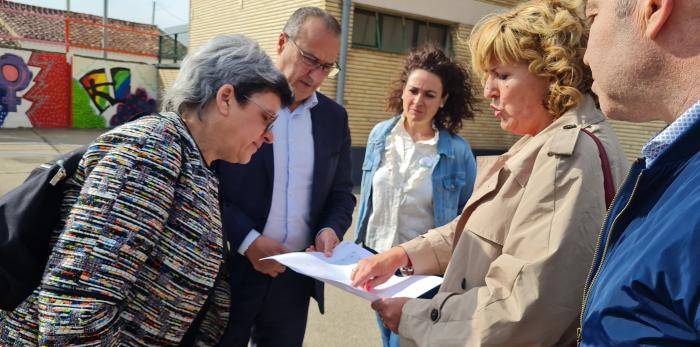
[
  {"left": 263, "top": 241, "right": 442, "bottom": 301},
  {"left": 350, "top": 246, "right": 410, "bottom": 291}
]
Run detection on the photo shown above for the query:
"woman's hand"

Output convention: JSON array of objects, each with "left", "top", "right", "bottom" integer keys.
[
  {"left": 350, "top": 246, "right": 410, "bottom": 291},
  {"left": 372, "top": 297, "right": 411, "bottom": 333}
]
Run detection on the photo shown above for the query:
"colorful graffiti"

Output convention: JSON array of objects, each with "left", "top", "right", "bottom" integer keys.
[
  {"left": 72, "top": 56, "right": 157, "bottom": 128},
  {"left": 79, "top": 67, "right": 131, "bottom": 113},
  {"left": 0, "top": 48, "right": 159, "bottom": 129},
  {"left": 0, "top": 53, "right": 33, "bottom": 127},
  {"left": 110, "top": 88, "right": 156, "bottom": 126},
  {"left": 24, "top": 52, "right": 70, "bottom": 128}
]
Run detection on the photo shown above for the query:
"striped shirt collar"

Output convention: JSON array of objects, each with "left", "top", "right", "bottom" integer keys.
[{"left": 642, "top": 99, "right": 700, "bottom": 168}]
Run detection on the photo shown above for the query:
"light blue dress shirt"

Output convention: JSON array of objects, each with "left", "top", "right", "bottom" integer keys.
[
  {"left": 642, "top": 99, "right": 700, "bottom": 167},
  {"left": 238, "top": 93, "right": 318, "bottom": 254}
]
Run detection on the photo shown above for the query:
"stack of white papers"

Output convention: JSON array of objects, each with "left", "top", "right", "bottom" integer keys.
[{"left": 263, "top": 241, "right": 443, "bottom": 301}]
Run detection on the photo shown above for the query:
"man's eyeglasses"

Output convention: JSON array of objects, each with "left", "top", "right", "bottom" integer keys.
[
  {"left": 287, "top": 37, "right": 341, "bottom": 77},
  {"left": 244, "top": 96, "right": 278, "bottom": 133}
]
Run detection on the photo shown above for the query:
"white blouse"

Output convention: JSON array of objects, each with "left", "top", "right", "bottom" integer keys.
[{"left": 365, "top": 118, "right": 440, "bottom": 252}]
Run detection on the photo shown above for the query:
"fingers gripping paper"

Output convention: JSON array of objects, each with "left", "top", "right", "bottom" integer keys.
[{"left": 263, "top": 241, "right": 443, "bottom": 301}]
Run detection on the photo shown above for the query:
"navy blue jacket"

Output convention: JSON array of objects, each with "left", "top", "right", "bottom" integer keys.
[
  {"left": 580, "top": 118, "right": 700, "bottom": 345},
  {"left": 216, "top": 92, "right": 356, "bottom": 312}
]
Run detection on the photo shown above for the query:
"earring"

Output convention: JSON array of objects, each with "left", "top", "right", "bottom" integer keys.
[{"left": 440, "top": 104, "right": 444, "bottom": 108}]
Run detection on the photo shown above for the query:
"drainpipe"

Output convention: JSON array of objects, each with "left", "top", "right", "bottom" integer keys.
[
  {"left": 335, "top": 0, "right": 350, "bottom": 106},
  {"left": 102, "top": 0, "right": 108, "bottom": 58}
]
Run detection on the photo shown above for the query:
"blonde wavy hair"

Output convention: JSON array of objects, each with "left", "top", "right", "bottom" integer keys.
[{"left": 469, "top": 0, "right": 592, "bottom": 118}]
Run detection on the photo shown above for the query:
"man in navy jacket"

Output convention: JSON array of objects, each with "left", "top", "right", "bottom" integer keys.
[
  {"left": 215, "top": 7, "right": 355, "bottom": 347},
  {"left": 579, "top": 0, "right": 700, "bottom": 345}
]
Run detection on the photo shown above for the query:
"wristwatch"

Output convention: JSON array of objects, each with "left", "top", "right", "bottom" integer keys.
[
  {"left": 399, "top": 257, "right": 414, "bottom": 276},
  {"left": 399, "top": 265, "right": 414, "bottom": 276}
]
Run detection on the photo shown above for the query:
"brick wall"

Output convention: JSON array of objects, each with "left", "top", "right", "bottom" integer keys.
[{"left": 0, "top": 1, "right": 159, "bottom": 57}]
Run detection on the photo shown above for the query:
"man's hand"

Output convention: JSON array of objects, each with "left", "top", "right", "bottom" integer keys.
[
  {"left": 245, "top": 235, "right": 289, "bottom": 277},
  {"left": 351, "top": 246, "right": 409, "bottom": 291},
  {"left": 372, "top": 297, "right": 410, "bottom": 333},
  {"left": 307, "top": 228, "right": 340, "bottom": 257}
]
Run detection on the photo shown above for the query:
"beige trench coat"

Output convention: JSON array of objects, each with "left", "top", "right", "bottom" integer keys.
[{"left": 398, "top": 95, "right": 629, "bottom": 347}]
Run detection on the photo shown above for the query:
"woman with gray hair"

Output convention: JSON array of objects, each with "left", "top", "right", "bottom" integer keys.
[{"left": 0, "top": 34, "right": 292, "bottom": 346}]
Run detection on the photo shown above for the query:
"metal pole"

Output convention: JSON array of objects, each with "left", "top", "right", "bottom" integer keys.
[
  {"left": 335, "top": 0, "right": 350, "bottom": 106},
  {"left": 174, "top": 33, "right": 178, "bottom": 63},
  {"left": 102, "top": 0, "right": 108, "bottom": 58},
  {"left": 151, "top": 1, "right": 156, "bottom": 25},
  {"left": 65, "top": 0, "right": 70, "bottom": 53}
]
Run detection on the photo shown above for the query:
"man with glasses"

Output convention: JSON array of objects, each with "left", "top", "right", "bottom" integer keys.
[{"left": 216, "top": 7, "right": 355, "bottom": 347}]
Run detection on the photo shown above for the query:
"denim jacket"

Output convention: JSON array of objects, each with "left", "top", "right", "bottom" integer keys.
[{"left": 355, "top": 115, "right": 476, "bottom": 245}]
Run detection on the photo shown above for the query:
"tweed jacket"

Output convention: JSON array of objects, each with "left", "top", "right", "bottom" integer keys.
[
  {"left": 398, "top": 95, "right": 629, "bottom": 346},
  {"left": 0, "top": 113, "right": 229, "bottom": 346}
]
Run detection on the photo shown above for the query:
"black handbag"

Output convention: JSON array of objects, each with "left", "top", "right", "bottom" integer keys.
[{"left": 0, "top": 146, "right": 86, "bottom": 311}]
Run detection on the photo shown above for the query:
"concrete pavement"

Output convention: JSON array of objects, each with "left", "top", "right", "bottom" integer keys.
[
  {"left": 0, "top": 129, "right": 103, "bottom": 195},
  {"left": 0, "top": 128, "right": 379, "bottom": 347}
]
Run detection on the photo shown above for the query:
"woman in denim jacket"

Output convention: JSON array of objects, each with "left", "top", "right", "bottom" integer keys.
[{"left": 354, "top": 47, "right": 477, "bottom": 347}]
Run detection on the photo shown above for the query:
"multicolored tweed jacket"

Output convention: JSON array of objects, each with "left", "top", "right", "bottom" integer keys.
[{"left": 0, "top": 113, "right": 230, "bottom": 346}]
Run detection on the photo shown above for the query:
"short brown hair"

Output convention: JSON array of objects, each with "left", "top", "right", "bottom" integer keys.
[{"left": 387, "top": 47, "right": 475, "bottom": 135}]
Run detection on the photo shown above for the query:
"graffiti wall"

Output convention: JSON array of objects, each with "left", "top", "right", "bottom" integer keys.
[
  {"left": 0, "top": 48, "right": 158, "bottom": 128},
  {"left": 0, "top": 48, "right": 70, "bottom": 128},
  {"left": 72, "top": 56, "right": 157, "bottom": 128}
]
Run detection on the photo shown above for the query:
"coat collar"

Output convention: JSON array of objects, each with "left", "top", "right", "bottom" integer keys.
[
  {"left": 646, "top": 101, "right": 700, "bottom": 169},
  {"left": 503, "top": 94, "right": 605, "bottom": 187},
  {"left": 454, "top": 95, "right": 605, "bottom": 242}
]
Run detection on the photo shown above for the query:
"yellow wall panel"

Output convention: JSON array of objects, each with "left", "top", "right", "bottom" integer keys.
[
  {"left": 156, "top": 68, "right": 180, "bottom": 107},
  {"left": 609, "top": 120, "right": 665, "bottom": 161},
  {"left": 190, "top": 0, "right": 324, "bottom": 57}
]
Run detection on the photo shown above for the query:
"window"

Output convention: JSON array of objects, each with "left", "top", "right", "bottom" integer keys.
[
  {"left": 351, "top": 8, "right": 450, "bottom": 53},
  {"left": 352, "top": 9, "right": 377, "bottom": 47},
  {"left": 380, "top": 14, "right": 404, "bottom": 52},
  {"left": 417, "top": 23, "right": 447, "bottom": 48}
]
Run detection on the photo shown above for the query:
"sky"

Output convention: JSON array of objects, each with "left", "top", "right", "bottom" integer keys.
[{"left": 9, "top": 0, "right": 189, "bottom": 30}]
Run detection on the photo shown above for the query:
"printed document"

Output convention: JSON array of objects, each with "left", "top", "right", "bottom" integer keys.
[{"left": 263, "top": 241, "right": 443, "bottom": 301}]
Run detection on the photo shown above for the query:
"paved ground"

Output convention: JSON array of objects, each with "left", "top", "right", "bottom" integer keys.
[{"left": 0, "top": 128, "right": 379, "bottom": 347}]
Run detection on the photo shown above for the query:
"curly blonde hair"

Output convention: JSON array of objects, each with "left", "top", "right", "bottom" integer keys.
[{"left": 469, "top": 0, "right": 592, "bottom": 118}]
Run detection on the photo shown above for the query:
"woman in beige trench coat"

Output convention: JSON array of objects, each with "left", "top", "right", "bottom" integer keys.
[{"left": 351, "top": 1, "right": 629, "bottom": 346}]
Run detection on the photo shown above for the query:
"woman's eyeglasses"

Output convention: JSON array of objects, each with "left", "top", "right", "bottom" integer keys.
[{"left": 244, "top": 96, "right": 278, "bottom": 133}]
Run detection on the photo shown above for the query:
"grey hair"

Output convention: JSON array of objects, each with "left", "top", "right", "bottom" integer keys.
[
  {"left": 162, "top": 34, "right": 293, "bottom": 116},
  {"left": 282, "top": 7, "right": 341, "bottom": 40},
  {"left": 615, "top": 0, "right": 635, "bottom": 17}
]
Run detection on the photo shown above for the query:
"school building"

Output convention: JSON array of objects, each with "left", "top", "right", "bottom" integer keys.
[{"left": 186, "top": 0, "right": 664, "bottom": 166}]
